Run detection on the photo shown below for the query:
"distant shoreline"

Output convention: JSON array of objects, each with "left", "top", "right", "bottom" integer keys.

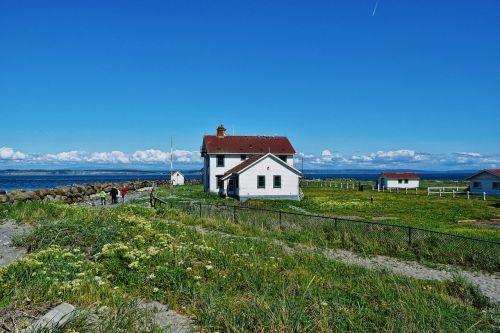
[{"left": 0, "top": 168, "right": 479, "bottom": 175}]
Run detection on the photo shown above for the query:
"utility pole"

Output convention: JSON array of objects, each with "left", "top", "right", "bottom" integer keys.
[{"left": 170, "top": 136, "right": 173, "bottom": 186}]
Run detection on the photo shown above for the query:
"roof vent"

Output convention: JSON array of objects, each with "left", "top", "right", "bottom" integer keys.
[{"left": 216, "top": 124, "right": 226, "bottom": 138}]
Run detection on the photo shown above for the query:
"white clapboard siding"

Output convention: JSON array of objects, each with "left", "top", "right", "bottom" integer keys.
[
  {"left": 238, "top": 155, "right": 299, "bottom": 199},
  {"left": 468, "top": 172, "right": 500, "bottom": 195}
]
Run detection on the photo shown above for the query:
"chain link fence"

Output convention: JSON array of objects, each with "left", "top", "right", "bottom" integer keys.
[{"left": 150, "top": 193, "right": 500, "bottom": 271}]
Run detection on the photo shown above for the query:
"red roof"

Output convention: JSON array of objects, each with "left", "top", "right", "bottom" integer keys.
[
  {"left": 488, "top": 169, "right": 500, "bottom": 177},
  {"left": 380, "top": 172, "right": 420, "bottom": 180},
  {"left": 223, "top": 155, "right": 263, "bottom": 176},
  {"left": 466, "top": 169, "right": 500, "bottom": 180},
  {"left": 202, "top": 135, "right": 296, "bottom": 154}
]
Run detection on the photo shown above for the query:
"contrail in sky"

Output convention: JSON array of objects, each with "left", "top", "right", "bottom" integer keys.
[{"left": 372, "top": 1, "right": 378, "bottom": 16}]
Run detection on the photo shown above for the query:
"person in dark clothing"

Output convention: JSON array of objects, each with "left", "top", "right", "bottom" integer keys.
[{"left": 110, "top": 187, "right": 119, "bottom": 204}]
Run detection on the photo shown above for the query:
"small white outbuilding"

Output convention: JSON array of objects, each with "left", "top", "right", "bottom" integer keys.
[
  {"left": 171, "top": 171, "right": 185, "bottom": 186},
  {"left": 466, "top": 169, "right": 500, "bottom": 196},
  {"left": 377, "top": 172, "right": 420, "bottom": 190}
]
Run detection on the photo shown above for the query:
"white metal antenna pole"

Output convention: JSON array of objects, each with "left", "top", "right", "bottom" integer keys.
[{"left": 170, "top": 136, "right": 173, "bottom": 181}]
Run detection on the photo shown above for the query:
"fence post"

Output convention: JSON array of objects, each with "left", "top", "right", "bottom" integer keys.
[
  {"left": 233, "top": 206, "right": 237, "bottom": 223},
  {"left": 170, "top": 201, "right": 173, "bottom": 209},
  {"left": 452, "top": 190, "right": 455, "bottom": 198},
  {"left": 408, "top": 227, "right": 412, "bottom": 246},
  {"left": 199, "top": 202, "right": 202, "bottom": 218},
  {"left": 483, "top": 192, "right": 486, "bottom": 201},
  {"left": 467, "top": 191, "right": 470, "bottom": 200},
  {"left": 427, "top": 187, "right": 430, "bottom": 196},
  {"left": 334, "top": 218, "right": 338, "bottom": 230},
  {"left": 279, "top": 210, "right": 282, "bottom": 229},
  {"left": 405, "top": 188, "right": 407, "bottom": 194}
]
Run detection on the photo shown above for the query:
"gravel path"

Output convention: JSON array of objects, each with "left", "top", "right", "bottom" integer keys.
[
  {"left": 181, "top": 222, "right": 500, "bottom": 304},
  {"left": 0, "top": 219, "right": 32, "bottom": 268},
  {"left": 72, "top": 187, "right": 152, "bottom": 208}
]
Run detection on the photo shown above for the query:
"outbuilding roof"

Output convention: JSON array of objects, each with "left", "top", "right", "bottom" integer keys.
[
  {"left": 202, "top": 135, "right": 296, "bottom": 155},
  {"left": 380, "top": 172, "right": 420, "bottom": 180},
  {"left": 465, "top": 169, "right": 500, "bottom": 180}
]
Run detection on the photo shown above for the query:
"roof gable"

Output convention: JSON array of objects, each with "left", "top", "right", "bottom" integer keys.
[
  {"left": 466, "top": 169, "right": 500, "bottom": 180},
  {"left": 222, "top": 153, "right": 302, "bottom": 180},
  {"left": 202, "top": 135, "right": 296, "bottom": 154},
  {"left": 380, "top": 172, "right": 420, "bottom": 180}
]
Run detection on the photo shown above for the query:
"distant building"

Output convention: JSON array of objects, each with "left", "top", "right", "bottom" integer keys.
[
  {"left": 466, "top": 169, "right": 500, "bottom": 196},
  {"left": 171, "top": 171, "right": 185, "bottom": 186},
  {"left": 377, "top": 172, "right": 420, "bottom": 189},
  {"left": 201, "top": 125, "right": 302, "bottom": 201}
]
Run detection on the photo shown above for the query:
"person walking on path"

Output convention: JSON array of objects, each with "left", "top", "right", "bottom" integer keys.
[
  {"left": 110, "top": 187, "right": 118, "bottom": 204},
  {"left": 99, "top": 190, "right": 107, "bottom": 205},
  {"left": 121, "top": 185, "right": 128, "bottom": 203}
]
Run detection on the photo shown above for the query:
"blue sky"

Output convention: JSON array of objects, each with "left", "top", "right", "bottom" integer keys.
[{"left": 1, "top": 0, "right": 499, "bottom": 170}]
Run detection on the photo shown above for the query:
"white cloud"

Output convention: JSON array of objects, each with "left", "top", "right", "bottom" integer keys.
[
  {"left": 0, "top": 146, "right": 498, "bottom": 170},
  {"left": 0, "top": 147, "right": 27, "bottom": 160},
  {"left": 0, "top": 148, "right": 201, "bottom": 166}
]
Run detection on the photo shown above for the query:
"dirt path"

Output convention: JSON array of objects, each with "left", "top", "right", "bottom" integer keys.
[
  {"left": 0, "top": 219, "right": 32, "bottom": 268},
  {"left": 177, "top": 221, "right": 500, "bottom": 304}
]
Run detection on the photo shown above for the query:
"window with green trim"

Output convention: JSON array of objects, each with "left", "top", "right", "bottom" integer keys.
[
  {"left": 257, "top": 175, "right": 265, "bottom": 189},
  {"left": 273, "top": 175, "right": 281, "bottom": 188},
  {"left": 216, "top": 155, "right": 224, "bottom": 167},
  {"left": 216, "top": 175, "right": 223, "bottom": 189}
]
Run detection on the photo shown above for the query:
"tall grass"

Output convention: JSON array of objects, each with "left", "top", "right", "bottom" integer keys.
[{"left": 1, "top": 201, "right": 499, "bottom": 331}]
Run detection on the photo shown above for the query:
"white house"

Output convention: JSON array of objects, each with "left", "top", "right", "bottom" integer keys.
[
  {"left": 201, "top": 125, "right": 301, "bottom": 201},
  {"left": 466, "top": 169, "right": 500, "bottom": 196},
  {"left": 377, "top": 172, "right": 420, "bottom": 189},
  {"left": 171, "top": 171, "right": 185, "bottom": 186}
]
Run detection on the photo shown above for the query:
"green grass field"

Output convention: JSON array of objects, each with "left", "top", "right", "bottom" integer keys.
[
  {"left": 1, "top": 201, "right": 499, "bottom": 332},
  {"left": 153, "top": 183, "right": 500, "bottom": 241}
]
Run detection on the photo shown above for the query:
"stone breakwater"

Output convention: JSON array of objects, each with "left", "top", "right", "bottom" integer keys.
[{"left": 0, "top": 179, "right": 200, "bottom": 204}]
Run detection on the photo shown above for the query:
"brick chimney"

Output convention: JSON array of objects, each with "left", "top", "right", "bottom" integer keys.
[{"left": 216, "top": 124, "right": 226, "bottom": 138}]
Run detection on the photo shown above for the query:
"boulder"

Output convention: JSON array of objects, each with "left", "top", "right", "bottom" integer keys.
[
  {"left": 0, "top": 189, "right": 6, "bottom": 195},
  {"left": 0, "top": 194, "right": 8, "bottom": 203},
  {"left": 12, "top": 190, "right": 37, "bottom": 201},
  {"left": 35, "top": 189, "right": 49, "bottom": 198},
  {"left": 55, "top": 188, "right": 67, "bottom": 196}
]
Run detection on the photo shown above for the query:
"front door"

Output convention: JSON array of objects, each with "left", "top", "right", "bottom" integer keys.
[{"left": 228, "top": 179, "right": 234, "bottom": 194}]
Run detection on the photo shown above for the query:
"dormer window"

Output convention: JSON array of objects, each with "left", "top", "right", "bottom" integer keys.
[{"left": 279, "top": 155, "right": 287, "bottom": 162}]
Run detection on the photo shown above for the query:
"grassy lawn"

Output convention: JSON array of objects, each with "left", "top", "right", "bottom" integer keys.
[
  {"left": 153, "top": 184, "right": 500, "bottom": 241},
  {"left": 1, "top": 201, "right": 499, "bottom": 332}
]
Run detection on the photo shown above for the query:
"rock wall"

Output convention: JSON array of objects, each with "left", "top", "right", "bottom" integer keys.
[{"left": 0, "top": 179, "right": 200, "bottom": 204}]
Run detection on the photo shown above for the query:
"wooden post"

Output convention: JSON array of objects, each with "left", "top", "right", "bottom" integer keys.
[
  {"left": 439, "top": 189, "right": 442, "bottom": 197},
  {"left": 467, "top": 191, "right": 470, "bottom": 200},
  {"left": 279, "top": 210, "right": 282, "bottom": 230},
  {"left": 199, "top": 202, "right": 202, "bottom": 218},
  {"left": 427, "top": 187, "right": 430, "bottom": 196},
  {"left": 483, "top": 192, "right": 486, "bottom": 201},
  {"left": 405, "top": 188, "right": 407, "bottom": 194},
  {"left": 408, "top": 227, "right": 412, "bottom": 246},
  {"left": 233, "top": 206, "right": 237, "bottom": 223},
  {"left": 452, "top": 190, "right": 455, "bottom": 198}
]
